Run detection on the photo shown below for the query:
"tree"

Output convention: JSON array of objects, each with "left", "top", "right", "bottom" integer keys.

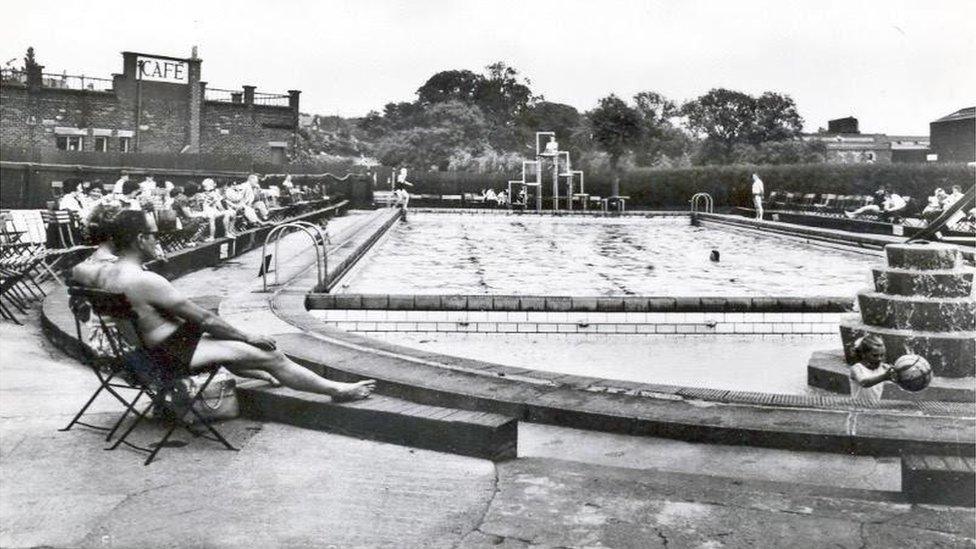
[
  {"left": 681, "top": 88, "right": 806, "bottom": 164},
  {"left": 631, "top": 91, "right": 693, "bottom": 166},
  {"left": 587, "top": 94, "right": 643, "bottom": 197},
  {"left": 416, "top": 70, "right": 482, "bottom": 106},
  {"left": 750, "top": 92, "right": 804, "bottom": 144},
  {"left": 375, "top": 100, "right": 491, "bottom": 171},
  {"left": 24, "top": 47, "right": 37, "bottom": 69},
  {"left": 681, "top": 88, "right": 756, "bottom": 162},
  {"left": 518, "top": 101, "right": 583, "bottom": 154}
]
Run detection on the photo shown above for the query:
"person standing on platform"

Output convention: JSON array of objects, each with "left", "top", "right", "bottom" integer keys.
[{"left": 751, "top": 173, "right": 765, "bottom": 220}]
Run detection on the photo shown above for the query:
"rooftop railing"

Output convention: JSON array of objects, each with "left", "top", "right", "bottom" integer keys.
[
  {"left": 253, "top": 91, "right": 290, "bottom": 107},
  {"left": 205, "top": 87, "right": 290, "bottom": 107},
  {"left": 204, "top": 87, "right": 241, "bottom": 103},
  {"left": 0, "top": 68, "right": 27, "bottom": 85},
  {"left": 41, "top": 72, "right": 114, "bottom": 91}
]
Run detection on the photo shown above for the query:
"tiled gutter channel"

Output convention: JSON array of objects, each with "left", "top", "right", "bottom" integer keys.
[
  {"left": 305, "top": 294, "right": 852, "bottom": 336},
  {"left": 268, "top": 274, "right": 976, "bottom": 458}
]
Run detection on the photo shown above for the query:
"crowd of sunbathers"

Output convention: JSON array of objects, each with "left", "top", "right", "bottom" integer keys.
[
  {"left": 844, "top": 184, "right": 973, "bottom": 228},
  {"left": 58, "top": 172, "right": 324, "bottom": 241}
]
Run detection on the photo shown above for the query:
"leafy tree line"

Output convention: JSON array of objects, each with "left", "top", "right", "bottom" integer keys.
[{"left": 297, "top": 62, "right": 827, "bottom": 176}]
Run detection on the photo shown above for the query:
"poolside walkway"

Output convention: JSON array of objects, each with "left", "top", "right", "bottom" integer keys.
[{"left": 2, "top": 213, "right": 974, "bottom": 548}]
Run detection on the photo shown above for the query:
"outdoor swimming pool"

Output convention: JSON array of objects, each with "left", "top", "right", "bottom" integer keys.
[{"left": 339, "top": 213, "right": 881, "bottom": 296}]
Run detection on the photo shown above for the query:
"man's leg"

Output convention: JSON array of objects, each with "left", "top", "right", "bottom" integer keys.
[{"left": 189, "top": 338, "right": 374, "bottom": 400}]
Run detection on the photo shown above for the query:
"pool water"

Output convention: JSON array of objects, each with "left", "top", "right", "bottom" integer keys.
[
  {"left": 342, "top": 214, "right": 879, "bottom": 296},
  {"left": 364, "top": 332, "right": 837, "bottom": 395}
]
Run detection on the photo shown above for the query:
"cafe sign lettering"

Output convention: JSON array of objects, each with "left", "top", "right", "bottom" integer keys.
[{"left": 136, "top": 56, "right": 188, "bottom": 84}]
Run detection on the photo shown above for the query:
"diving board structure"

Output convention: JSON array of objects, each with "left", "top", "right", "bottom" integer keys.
[{"left": 508, "top": 131, "right": 601, "bottom": 212}]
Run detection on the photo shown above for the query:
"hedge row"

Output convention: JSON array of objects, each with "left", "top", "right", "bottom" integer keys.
[{"left": 405, "top": 162, "right": 975, "bottom": 209}]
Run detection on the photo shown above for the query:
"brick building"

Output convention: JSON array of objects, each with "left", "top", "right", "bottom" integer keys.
[
  {"left": 1, "top": 50, "right": 300, "bottom": 164},
  {"left": 929, "top": 107, "right": 975, "bottom": 163},
  {"left": 801, "top": 117, "right": 929, "bottom": 164}
]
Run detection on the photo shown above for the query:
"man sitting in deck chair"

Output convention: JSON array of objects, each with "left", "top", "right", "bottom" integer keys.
[{"left": 79, "top": 210, "right": 375, "bottom": 401}]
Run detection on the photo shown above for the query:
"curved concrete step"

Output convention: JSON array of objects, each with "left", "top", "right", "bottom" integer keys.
[
  {"left": 839, "top": 317, "right": 976, "bottom": 377},
  {"left": 872, "top": 266, "right": 974, "bottom": 298},
  {"left": 885, "top": 243, "right": 962, "bottom": 271},
  {"left": 857, "top": 291, "right": 976, "bottom": 332}
]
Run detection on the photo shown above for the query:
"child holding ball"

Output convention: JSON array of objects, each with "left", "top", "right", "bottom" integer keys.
[{"left": 848, "top": 335, "right": 898, "bottom": 402}]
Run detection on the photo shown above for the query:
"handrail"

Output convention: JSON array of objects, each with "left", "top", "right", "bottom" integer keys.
[
  {"left": 690, "top": 192, "right": 714, "bottom": 213},
  {"left": 261, "top": 221, "right": 329, "bottom": 291}
]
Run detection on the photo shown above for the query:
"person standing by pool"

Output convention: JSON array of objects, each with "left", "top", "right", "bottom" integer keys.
[
  {"left": 751, "top": 173, "right": 765, "bottom": 220},
  {"left": 394, "top": 167, "right": 413, "bottom": 210}
]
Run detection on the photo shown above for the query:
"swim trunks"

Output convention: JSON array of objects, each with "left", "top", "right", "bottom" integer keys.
[{"left": 145, "top": 322, "right": 204, "bottom": 379}]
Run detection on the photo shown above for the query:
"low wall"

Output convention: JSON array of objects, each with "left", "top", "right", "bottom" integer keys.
[{"left": 147, "top": 200, "right": 346, "bottom": 280}]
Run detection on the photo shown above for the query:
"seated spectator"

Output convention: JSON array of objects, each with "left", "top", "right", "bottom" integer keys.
[
  {"left": 136, "top": 175, "right": 159, "bottom": 212},
  {"left": 201, "top": 178, "right": 237, "bottom": 238},
  {"left": 484, "top": 189, "right": 498, "bottom": 203},
  {"left": 495, "top": 190, "right": 508, "bottom": 206},
  {"left": 944, "top": 185, "right": 965, "bottom": 208},
  {"left": 249, "top": 175, "right": 271, "bottom": 220},
  {"left": 265, "top": 185, "right": 281, "bottom": 208},
  {"left": 922, "top": 188, "right": 948, "bottom": 221},
  {"left": 154, "top": 182, "right": 179, "bottom": 231},
  {"left": 845, "top": 190, "right": 907, "bottom": 220},
  {"left": 172, "top": 185, "right": 212, "bottom": 240},
  {"left": 224, "top": 176, "right": 267, "bottom": 228},
  {"left": 280, "top": 175, "right": 296, "bottom": 205},
  {"left": 59, "top": 179, "right": 91, "bottom": 214}
]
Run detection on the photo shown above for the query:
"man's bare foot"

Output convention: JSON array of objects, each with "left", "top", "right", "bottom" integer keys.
[{"left": 331, "top": 379, "right": 376, "bottom": 403}]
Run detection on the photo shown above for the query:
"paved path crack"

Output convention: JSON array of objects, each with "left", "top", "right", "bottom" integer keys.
[{"left": 453, "top": 463, "right": 502, "bottom": 549}]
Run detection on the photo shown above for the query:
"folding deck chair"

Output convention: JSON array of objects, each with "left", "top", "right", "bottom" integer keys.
[
  {"left": 62, "top": 286, "right": 238, "bottom": 465},
  {"left": 0, "top": 244, "right": 50, "bottom": 324}
]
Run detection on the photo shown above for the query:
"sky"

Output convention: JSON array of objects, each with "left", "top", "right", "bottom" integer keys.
[{"left": 4, "top": 0, "right": 974, "bottom": 135}]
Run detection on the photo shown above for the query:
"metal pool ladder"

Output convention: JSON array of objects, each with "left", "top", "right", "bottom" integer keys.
[
  {"left": 261, "top": 221, "right": 330, "bottom": 292},
  {"left": 690, "top": 193, "right": 714, "bottom": 214}
]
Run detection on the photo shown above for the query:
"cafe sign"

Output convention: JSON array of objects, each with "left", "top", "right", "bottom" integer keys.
[{"left": 136, "top": 55, "right": 188, "bottom": 84}]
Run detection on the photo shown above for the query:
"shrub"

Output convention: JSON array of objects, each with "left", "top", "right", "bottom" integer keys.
[{"left": 399, "top": 162, "right": 974, "bottom": 209}]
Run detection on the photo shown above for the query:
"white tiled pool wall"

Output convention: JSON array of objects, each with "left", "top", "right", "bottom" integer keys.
[{"left": 312, "top": 309, "right": 843, "bottom": 334}]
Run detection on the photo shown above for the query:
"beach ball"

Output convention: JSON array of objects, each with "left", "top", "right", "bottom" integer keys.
[{"left": 893, "top": 354, "right": 933, "bottom": 392}]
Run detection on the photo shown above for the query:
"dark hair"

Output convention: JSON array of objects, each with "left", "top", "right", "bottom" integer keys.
[
  {"left": 87, "top": 202, "right": 124, "bottom": 244},
  {"left": 110, "top": 210, "right": 153, "bottom": 251},
  {"left": 121, "top": 180, "right": 139, "bottom": 195}
]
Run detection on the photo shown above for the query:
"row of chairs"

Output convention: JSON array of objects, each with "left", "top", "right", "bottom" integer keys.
[
  {"left": 0, "top": 243, "right": 51, "bottom": 324},
  {"left": 767, "top": 192, "right": 876, "bottom": 215}
]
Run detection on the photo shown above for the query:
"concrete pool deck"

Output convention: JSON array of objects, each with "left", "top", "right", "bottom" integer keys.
[
  {"left": 14, "top": 208, "right": 976, "bottom": 545},
  {"left": 6, "top": 312, "right": 976, "bottom": 548}
]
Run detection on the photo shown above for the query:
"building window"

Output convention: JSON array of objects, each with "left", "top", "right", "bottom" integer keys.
[
  {"left": 119, "top": 137, "right": 131, "bottom": 153},
  {"left": 56, "top": 136, "right": 84, "bottom": 151},
  {"left": 94, "top": 136, "right": 108, "bottom": 152}
]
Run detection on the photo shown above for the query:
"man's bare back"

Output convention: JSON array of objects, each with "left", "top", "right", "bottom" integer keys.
[{"left": 74, "top": 209, "right": 375, "bottom": 401}]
